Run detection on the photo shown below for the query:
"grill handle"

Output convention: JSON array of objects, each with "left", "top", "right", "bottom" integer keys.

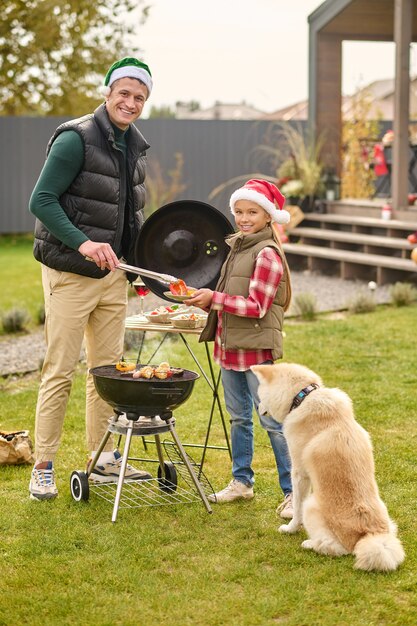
[{"left": 151, "top": 386, "right": 184, "bottom": 396}]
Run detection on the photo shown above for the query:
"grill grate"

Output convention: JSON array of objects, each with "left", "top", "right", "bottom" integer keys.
[
  {"left": 90, "top": 477, "right": 202, "bottom": 509},
  {"left": 162, "top": 440, "right": 216, "bottom": 496},
  {"left": 90, "top": 364, "right": 199, "bottom": 382}
]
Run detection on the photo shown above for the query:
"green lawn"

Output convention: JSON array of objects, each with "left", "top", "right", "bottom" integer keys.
[
  {"left": 0, "top": 234, "right": 43, "bottom": 332},
  {"left": 0, "top": 236, "right": 416, "bottom": 625}
]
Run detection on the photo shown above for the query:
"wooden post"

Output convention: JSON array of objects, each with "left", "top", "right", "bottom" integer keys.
[
  {"left": 314, "top": 34, "right": 343, "bottom": 174},
  {"left": 392, "top": 0, "right": 412, "bottom": 210}
]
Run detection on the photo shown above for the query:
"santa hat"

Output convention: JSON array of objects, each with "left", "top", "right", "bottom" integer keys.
[
  {"left": 229, "top": 179, "right": 290, "bottom": 225},
  {"left": 103, "top": 57, "right": 153, "bottom": 97}
]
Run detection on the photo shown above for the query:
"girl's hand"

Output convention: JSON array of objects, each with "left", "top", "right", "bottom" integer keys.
[{"left": 185, "top": 288, "right": 213, "bottom": 310}]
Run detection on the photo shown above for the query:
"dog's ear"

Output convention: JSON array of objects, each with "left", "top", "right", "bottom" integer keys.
[{"left": 251, "top": 365, "right": 274, "bottom": 383}]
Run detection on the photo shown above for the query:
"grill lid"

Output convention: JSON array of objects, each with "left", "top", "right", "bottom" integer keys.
[{"left": 135, "top": 200, "right": 234, "bottom": 302}]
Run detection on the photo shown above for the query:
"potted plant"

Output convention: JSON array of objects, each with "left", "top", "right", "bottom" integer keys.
[
  {"left": 208, "top": 122, "right": 324, "bottom": 213},
  {"left": 280, "top": 178, "right": 304, "bottom": 205},
  {"left": 277, "top": 124, "right": 324, "bottom": 212}
]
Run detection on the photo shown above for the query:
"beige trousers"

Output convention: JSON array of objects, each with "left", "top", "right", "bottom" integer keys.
[{"left": 35, "top": 265, "right": 128, "bottom": 461}]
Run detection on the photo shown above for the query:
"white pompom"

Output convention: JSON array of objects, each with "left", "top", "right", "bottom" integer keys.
[{"left": 98, "top": 85, "right": 111, "bottom": 98}]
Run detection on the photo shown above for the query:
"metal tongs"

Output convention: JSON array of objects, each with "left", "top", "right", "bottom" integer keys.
[{"left": 116, "top": 261, "right": 180, "bottom": 285}]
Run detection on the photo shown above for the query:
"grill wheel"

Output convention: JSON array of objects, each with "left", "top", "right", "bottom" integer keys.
[
  {"left": 70, "top": 471, "right": 90, "bottom": 502},
  {"left": 157, "top": 461, "right": 178, "bottom": 493}
]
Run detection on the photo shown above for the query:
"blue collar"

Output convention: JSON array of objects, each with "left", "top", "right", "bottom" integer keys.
[{"left": 290, "top": 384, "right": 320, "bottom": 411}]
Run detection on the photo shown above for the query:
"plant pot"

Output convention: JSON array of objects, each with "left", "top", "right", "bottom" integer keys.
[
  {"left": 288, "top": 195, "right": 300, "bottom": 206},
  {"left": 300, "top": 195, "right": 317, "bottom": 213}
]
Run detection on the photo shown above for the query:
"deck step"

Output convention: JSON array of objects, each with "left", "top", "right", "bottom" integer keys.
[
  {"left": 283, "top": 207, "right": 417, "bottom": 284},
  {"left": 290, "top": 227, "right": 413, "bottom": 256},
  {"left": 282, "top": 242, "right": 417, "bottom": 284},
  {"left": 302, "top": 212, "right": 417, "bottom": 234}
]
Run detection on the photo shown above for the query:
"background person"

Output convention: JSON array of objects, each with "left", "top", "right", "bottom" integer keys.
[
  {"left": 186, "top": 179, "right": 294, "bottom": 518},
  {"left": 28, "top": 57, "right": 153, "bottom": 501}
]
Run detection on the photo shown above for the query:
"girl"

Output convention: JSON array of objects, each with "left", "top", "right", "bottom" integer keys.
[{"left": 186, "top": 179, "right": 293, "bottom": 518}]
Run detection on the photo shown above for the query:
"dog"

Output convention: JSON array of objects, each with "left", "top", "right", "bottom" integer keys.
[{"left": 251, "top": 362, "right": 405, "bottom": 572}]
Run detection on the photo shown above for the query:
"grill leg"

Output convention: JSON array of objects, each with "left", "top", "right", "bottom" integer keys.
[
  {"left": 167, "top": 419, "right": 212, "bottom": 514},
  {"left": 154, "top": 434, "right": 166, "bottom": 476},
  {"left": 111, "top": 420, "right": 134, "bottom": 523},
  {"left": 87, "top": 430, "right": 112, "bottom": 476}
]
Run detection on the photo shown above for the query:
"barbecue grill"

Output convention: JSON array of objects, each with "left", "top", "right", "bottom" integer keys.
[{"left": 70, "top": 365, "right": 213, "bottom": 521}]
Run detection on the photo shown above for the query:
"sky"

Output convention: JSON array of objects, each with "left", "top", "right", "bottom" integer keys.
[{"left": 136, "top": 0, "right": 417, "bottom": 117}]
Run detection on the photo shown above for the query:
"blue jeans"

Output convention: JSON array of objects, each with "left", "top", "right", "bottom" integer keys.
[{"left": 221, "top": 365, "right": 292, "bottom": 495}]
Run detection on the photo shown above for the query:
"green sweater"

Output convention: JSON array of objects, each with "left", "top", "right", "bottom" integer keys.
[{"left": 29, "top": 126, "right": 128, "bottom": 251}]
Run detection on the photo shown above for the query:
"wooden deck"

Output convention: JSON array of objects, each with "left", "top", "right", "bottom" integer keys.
[{"left": 284, "top": 203, "right": 417, "bottom": 285}]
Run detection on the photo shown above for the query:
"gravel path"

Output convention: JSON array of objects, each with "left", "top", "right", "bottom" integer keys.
[{"left": 0, "top": 272, "right": 391, "bottom": 377}]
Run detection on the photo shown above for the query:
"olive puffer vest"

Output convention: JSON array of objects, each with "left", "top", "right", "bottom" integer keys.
[
  {"left": 199, "top": 227, "right": 288, "bottom": 361},
  {"left": 33, "top": 103, "right": 150, "bottom": 278}
]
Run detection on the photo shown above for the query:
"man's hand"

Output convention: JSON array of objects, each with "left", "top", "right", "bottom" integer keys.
[{"left": 78, "top": 241, "right": 119, "bottom": 271}]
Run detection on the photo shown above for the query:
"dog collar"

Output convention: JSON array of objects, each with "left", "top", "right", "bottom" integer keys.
[{"left": 290, "top": 383, "right": 320, "bottom": 411}]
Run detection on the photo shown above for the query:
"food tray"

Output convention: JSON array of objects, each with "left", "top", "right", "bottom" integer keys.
[
  {"left": 144, "top": 305, "right": 186, "bottom": 324},
  {"left": 170, "top": 314, "right": 207, "bottom": 329},
  {"left": 145, "top": 312, "right": 171, "bottom": 324}
]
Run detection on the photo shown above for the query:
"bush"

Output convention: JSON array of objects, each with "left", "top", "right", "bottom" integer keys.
[
  {"left": 2, "top": 307, "right": 31, "bottom": 333},
  {"left": 293, "top": 292, "right": 318, "bottom": 321},
  {"left": 389, "top": 282, "right": 417, "bottom": 307},
  {"left": 347, "top": 290, "right": 376, "bottom": 314},
  {"left": 37, "top": 304, "right": 46, "bottom": 325},
  {"left": 124, "top": 330, "right": 143, "bottom": 352}
]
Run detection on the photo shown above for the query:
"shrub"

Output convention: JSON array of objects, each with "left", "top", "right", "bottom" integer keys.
[
  {"left": 2, "top": 307, "right": 31, "bottom": 333},
  {"left": 389, "top": 282, "right": 417, "bottom": 307},
  {"left": 144, "top": 153, "right": 187, "bottom": 218},
  {"left": 292, "top": 292, "right": 318, "bottom": 321},
  {"left": 37, "top": 304, "right": 46, "bottom": 325},
  {"left": 124, "top": 330, "right": 143, "bottom": 352},
  {"left": 347, "top": 290, "right": 376, "bottom": 314}
]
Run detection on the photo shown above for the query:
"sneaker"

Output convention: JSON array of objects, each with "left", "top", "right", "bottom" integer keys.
[
  {"left": 208, "top": 479, "right": 254, "bottom": 503},
  {"left": 276, "top": 493, "right": 293, "bottom": 519},
  {"left": 29, "top": 462, "right": 58, "bottom": 501},
  {"left": 87, "top": 449, "right": 152, "bottom": 484}
]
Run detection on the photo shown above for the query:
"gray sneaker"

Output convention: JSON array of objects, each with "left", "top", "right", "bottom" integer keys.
[
  {"left": 208, "top": 479, "right": 254, "bottom": 503},
  {"left": 88, "top": 449, "right": 152, "bottom": 484},
  {"left": 29, "top": 462, "right": 58, "bottom": 501},
  {"left": 277, "top": 493, "right": 293, "bottom": 519}
]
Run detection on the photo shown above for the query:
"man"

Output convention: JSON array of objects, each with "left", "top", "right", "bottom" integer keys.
[{"left": 28, "top": 57, "right": 153, "bottom": 500}]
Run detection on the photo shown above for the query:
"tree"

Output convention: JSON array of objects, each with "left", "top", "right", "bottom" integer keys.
[
  {"left": 148, "top": 105, "right": 176, "bottom": 119},
  {"left": 341, "top": 90, "right": 381, "bottom": 199},
  {"left": 0, "top": 0, "right": 150, "bottom": 115}
]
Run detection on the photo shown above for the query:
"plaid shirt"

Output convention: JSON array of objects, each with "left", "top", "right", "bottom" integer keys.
[{"left": 212, "top": 247, "right": 284, "bottom": 371}]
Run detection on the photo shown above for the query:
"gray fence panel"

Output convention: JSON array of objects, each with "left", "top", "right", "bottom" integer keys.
[
  {"left": 141, "top": 118, "right": 285, "bottom": 214},
  {"left": 0, "top": 116, "right": 301, "bottom": 234},
  {"left": 0, "top": 116, "right": 69, "bottom": 233}
]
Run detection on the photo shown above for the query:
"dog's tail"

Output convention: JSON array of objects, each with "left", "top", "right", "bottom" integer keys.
[{"left": 353, "top": 531, "right": 405, "bottom": 572}]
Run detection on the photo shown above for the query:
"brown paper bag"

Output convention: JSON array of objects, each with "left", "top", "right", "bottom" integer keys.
[
  {"left": 0, "top": 430, "right": 35, "bottom": 465},
  {"left": 285, "top": 204, "right": 305, "bottom": 230}
]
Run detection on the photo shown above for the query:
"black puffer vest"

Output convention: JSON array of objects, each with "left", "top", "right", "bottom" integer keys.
[{"left": 33, "top": 103, "right": 150, "bottom": 278}]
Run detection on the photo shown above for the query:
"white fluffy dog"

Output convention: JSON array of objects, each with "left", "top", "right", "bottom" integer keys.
[{"left": 251, "top": 362, "right": 405, "bottom": 572}]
